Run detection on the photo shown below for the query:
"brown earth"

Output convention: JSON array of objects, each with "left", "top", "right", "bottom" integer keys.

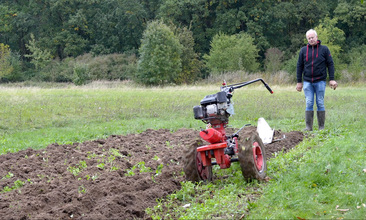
[{"left": 0, "top": 127, "right": 303, "bottom": 219}]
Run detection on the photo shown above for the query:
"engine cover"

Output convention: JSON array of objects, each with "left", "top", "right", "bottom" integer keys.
[{"left": 206, "top": 104, "right": 217, "bottom": 116}]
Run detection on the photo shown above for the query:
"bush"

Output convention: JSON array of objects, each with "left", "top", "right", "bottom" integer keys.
[
  {"left": 37, "top": 59, "right": 74, "bottom": 82},
  {"left": 283, "top": 54, "right": 299, "bottom": 83},
  {"left": 344, "top": 45, "right": 366, "bottom": 82},
  {"left": 0, "top": 50, "right": 25, "bottom": 82},
  {"left": 264, "top": 48, "right": 284, "bottom": 73},
  {"left": 72, "top": 63, "right": 89, "bottom": 85},
  {"left": 76, "top": 53, "right": 137, "bottom": 81},
  {"left": 203, "top": 32, "right": 259, "bottom": 74},
  {"left": 33, "top": 53, "right": 137, "bottom": 84}
]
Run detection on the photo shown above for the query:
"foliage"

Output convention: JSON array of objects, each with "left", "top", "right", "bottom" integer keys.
[
  {"left": 31, "top": 53, "right": 137, "bottom": 84},
  {"left": 72, "top": 63, "right": 89, "bottom": 86},
  {"left": 3, "top": 51, "right": 24, "bottom": 82},
  {"left": 264, "top": 48, "right": 284, "bottom": 73},
  {"left": 334, "top": 1, "right": 366, "bottom": 49},
  {"left": 314, "top": 17, "right": 345, "bottom": 58},
  {"left": 342, "top": 45, "right": 366, "bottom": 82},
  {"left": 0, "top": 43, "right": 13, "bottom": 79},
  {"left": 1, "top": 1, "right": 366, "bottom": 83},
  {"left": 249, "top": 125, "right": 366, "bottom": 219},
  {"left": 204, "top": 32, "right": 259, "bottom": 73},
  {"left": 314, "top": 17, "right": 346, "bottom": 80},
  {"left": 1, "top": 179, "right": 25, "bottom": 193},
  {"left": 25, "top": 34, "right": 53, "bottom": 70},
  {"left": 173, "top": 26, "right": 205, "bottom": 84},
  {"left": 76, "top": 53, "right": 138, "bottom": 81},
  {"left": 136, "top": 20, "right": 182, "bottom": 85}
]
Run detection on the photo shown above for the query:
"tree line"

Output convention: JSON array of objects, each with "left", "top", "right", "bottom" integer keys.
[{"left": 1, "top": 0, "right": 365, "bottom": 85}]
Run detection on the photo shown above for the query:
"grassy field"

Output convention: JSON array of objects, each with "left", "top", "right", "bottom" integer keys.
[{"left": 1, "top": 81, "right": 365, "bottom": 219}]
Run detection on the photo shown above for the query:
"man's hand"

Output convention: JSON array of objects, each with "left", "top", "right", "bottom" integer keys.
[
  {"left": 296, "top": 83, "right": 303, "bottom": 92},
  {"left": 329, "top": 80, "right": 338, "bottom": 90}
]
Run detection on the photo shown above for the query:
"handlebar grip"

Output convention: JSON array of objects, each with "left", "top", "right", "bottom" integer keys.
[{"left": 264, "top": 83, "right": 274, "bottom": 94}]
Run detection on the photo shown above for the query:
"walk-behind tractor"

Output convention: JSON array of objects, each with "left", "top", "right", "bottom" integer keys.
[{"left": 183, "top": 79, "right": 273, "bottom": 182}]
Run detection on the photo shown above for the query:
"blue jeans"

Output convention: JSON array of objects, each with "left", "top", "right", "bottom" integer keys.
[{"left": 303, "top": 81, "right": 326, "bottom": 111}]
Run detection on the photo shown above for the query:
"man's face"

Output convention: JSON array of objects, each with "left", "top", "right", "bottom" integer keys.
[{"left": 306, "top": 32, "right": 318, "bottom": 46}]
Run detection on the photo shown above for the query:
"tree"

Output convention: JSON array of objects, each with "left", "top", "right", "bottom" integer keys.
[
  {"left": 265, "top": 48, "right": 284, "bottom": 73},
  {"left": 334, "top": 1, "right": 366, "bottom": 50},
  {"left": 170, "top": 25, "right": 204, "bottom": 84},
  {"left": 314, "top": 17, "right": 345, "bottom": 60},
  {"left": 204, "top": 32, "right": 259, "bottom": 73},
  {"left": 90, "top": 0, "right": 148, "bottom": 55},
  {"left": 314, "top": 17, "right": 346, "bottom": 79},
  {"left": 157, "top": 0, "right": 213, "bottom": 54},
  {"left": 0, "top": 43, "right": 13, "bottom": 78},
  {"left": 25, "top": 34, "right": 53, "bottom": 70},
  {"left": 136, "top": 20, "right": 182, "bottom": 85}
]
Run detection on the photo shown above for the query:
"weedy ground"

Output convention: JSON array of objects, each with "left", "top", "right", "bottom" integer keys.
[{"left": 0, "top": 81, "right": 365, "bottom": 219}]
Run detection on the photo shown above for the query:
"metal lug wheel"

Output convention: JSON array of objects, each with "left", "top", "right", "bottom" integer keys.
[
  {"left": 237, "top": 130, "right": 267, "bottom": 181},
  {"left": 183, "top": 142, "right": 213, "bottom": 182}
]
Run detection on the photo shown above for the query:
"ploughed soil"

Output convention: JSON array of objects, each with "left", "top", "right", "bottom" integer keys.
[{"left": 0, "top": 127, "right": 303, "bottom": 219}]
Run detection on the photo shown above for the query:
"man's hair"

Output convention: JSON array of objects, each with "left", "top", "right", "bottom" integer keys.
[{"left": 306, "top": 29, "right": 317, "bottom": 37}]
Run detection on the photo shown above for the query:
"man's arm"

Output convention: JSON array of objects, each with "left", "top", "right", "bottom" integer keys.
[
  {"left": 326, "top": 47, "right": 337, "bottom": 90},
  {"left": 296, "top": 49, "right": 304, "bottom": 92},
  {"left": 296, "top": 49, "right": 304, "bottom": 83},
  {"left": 326, "top": 47, "right": 335, "bottom": 81}
]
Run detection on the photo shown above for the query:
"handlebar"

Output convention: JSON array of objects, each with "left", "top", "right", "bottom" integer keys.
[{"left": 223, "top": 78, "right": 273, "bottom": 94}]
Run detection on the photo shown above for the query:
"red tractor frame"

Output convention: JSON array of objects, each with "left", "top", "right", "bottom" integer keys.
[{"left": 184, "top": 79, "right": 273, "bottom": 182}]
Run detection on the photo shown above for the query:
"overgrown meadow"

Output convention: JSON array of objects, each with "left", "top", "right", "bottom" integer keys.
[{"left": 1, "top": 81, "right": 365, "bottom": 219}]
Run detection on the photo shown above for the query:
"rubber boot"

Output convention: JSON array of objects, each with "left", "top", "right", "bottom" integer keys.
[
  {"left": 305, "top": 111, "right": 314, "bottom": 131},
  {"left": 317, "top": 111, "right": 325, "bottom": 130}
]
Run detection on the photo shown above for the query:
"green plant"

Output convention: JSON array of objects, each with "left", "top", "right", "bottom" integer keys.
[
  {"left": 125, "top": 161, "right": 152, "bottom": 176},
  {"left": 1, "top": 172, "right": 14, "bottom": 180},
  {"left": 67, "top": 160, "right": 87, "bottom": 176},
  {"left": 24, "top": 34, "right": 53, "bottom": 70},
  {"left": 203, "top": 32, "right": 259, "bottom": 73},
  {"left": 125, "top": 167, "right": 136, "bottom": 177},
  {"left": 264, "top": 47, "right": 284, "bottom": 73},
  {"left": 109, "top": 148, "right": 124, "bottom": 158},
  {"left": 78, "top": 185, "right": 87, "bottom": 194},
  {"left": 87, "top": 152, "right": 97, "bottom": 159},
  {"left": 1, "top": 179, "right": 25, "bottom": 193},
  {"left": 165, "top": 141, "right": 173, "bottom": 149},
  {"left": 110, "top": 165, "right": 120, "bottom": 171},
  {"left": 155, "top": 164, "right": 164, "bottom": 176},
  {"left": 136, "top": 20, "right": 182, "bottom": 85},
  {"left": 72, "top": 63, "right": 89, "bottom": 85},
  {"left": 137, "top": 161, "right": 152, "bottom": 173},
  {"left": 0, "top": 43, "right": 13, "bottom": 79},
  {"left": 96, "top": 163, "right": 105, "bottom": 169}
]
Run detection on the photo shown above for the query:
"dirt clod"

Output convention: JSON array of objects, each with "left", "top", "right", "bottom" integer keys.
[{"left": 0, "top": 127, "right": 303, "bottom": 219}]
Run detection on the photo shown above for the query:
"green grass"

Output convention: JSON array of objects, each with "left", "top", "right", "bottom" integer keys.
[{"left": 1, "top": 82, "right": 365, "bottom": 219}]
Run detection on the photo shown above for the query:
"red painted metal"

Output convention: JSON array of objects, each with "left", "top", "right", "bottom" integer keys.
[
  {"left": 197, "top": 142, "right": 227, "bottom": 167},
  {"left": 220, "top": 154, "right": 231, "bottom": 169},
  {"left": 252, "top": 142, "right": 264, "bottom": 171},
  {"left": 233, "top": 137, "right": 238, "bottom": 154},
  {"left": 197, "top": 142, "right": 227, "bottom": 152},
  {"left": 200, "top": 128, "right": 224, "bottom": 144},
  {"left": 196, "top": 150, "right": 211, "bottom": 180}
]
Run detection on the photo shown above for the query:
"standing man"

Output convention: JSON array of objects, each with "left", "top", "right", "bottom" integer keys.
[{"left": 296, "top": 29, "right": 338, "bottom": 131}]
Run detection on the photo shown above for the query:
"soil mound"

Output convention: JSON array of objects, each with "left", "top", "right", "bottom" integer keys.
[{"left": 0, "top": 127, "right": 303, "bottom": 219}]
